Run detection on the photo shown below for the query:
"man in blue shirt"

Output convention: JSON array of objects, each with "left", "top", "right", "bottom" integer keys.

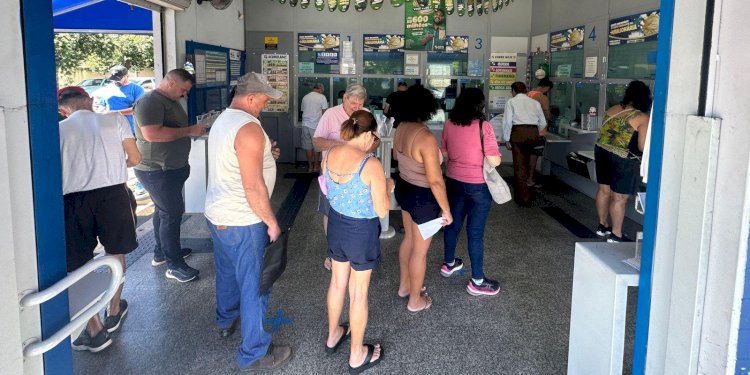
[{"left": 97, "top": 65, "right": 147, "bottom": 198}]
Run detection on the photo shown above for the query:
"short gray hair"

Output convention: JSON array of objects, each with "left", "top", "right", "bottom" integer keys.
[
  {"left": 344, "top": 84, "right": 367, "bottom": 100},
  {"left": 313, "top": 83, "right": 325, "bottom": 90}
]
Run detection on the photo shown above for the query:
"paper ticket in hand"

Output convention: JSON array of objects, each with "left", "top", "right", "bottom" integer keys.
[{"left": 417, "top": 217, "right": 444, "bottom": 240}]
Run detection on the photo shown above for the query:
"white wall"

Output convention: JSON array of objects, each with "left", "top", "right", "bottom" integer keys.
[
  {"left": 173, "top": 0, "right": 245, "bottom": 72},
  {"left": 0, "top": 0, "right": 42, "bottom": 373}
]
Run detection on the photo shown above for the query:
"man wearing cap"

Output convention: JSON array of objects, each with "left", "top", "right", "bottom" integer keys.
[
  {"left": 133, "top": 68, "right": 206, "bottom": 283},
  {"left": 300, "top": 82, "right": 328, "bottom": 172},
  {"left": 57, "top": 86, "right": 141, "bottom": 352},
  {"left": 312, "top": 84, "right": 370, "bottom": 270},
  {"left": 96, "top": 65, "right": 148, "bottom": 199},
  {"left": 204, "top": 72, "right": 292, "bottom": 371}
]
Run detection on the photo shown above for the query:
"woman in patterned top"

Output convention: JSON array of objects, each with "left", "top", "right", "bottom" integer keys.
[
  {"left": 594, "top": 80, "right": 651, "bottom": 242},
  {"left": 322, "top": 110, "right": 393, "bottom": 373}
]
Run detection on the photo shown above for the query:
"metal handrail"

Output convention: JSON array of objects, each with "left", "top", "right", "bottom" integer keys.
[{"left": 19, "top": 256, "right": 123, "bottom": 357}]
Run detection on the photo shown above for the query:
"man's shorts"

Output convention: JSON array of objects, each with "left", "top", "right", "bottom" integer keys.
[
  {"left": 64, "top": 183, "right": 138, "bottom": 272},
  {"left": 595, "top": 146, "right": 642, "bottom": 195},
  {"left": 326, "top": 208, "right": 381, "bottom": 271},
  {"left": 300, "top": 127, "right": 317, "bottom": 151}
]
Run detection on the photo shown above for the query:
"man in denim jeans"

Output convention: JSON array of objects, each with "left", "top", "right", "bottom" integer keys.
[
  {"left": 133, "top": 68, "right": 206, "bottom": 282},
  {"left": 204, "top": 72, "right": 290, "bottom": 371}
]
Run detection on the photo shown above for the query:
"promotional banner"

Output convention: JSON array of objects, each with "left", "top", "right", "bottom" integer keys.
[
  {"left": 298, "top": 33, "right": 340, "bottom": 64},
  {"left": 488, "top": 52, "right": 517, "bottom": 112},
  {"left": 549, "top": 26, "right": 585, "bottom": 53},
  {"left": 261, "top": 54, "right": 289, "bottom": 113},
  {"left": 405, "top": 0, "right": 447, "bottom": 51},
  {"left": 609, "top": 10, "right": 660, "bottom": 46},
  {"left": 445, "top": 35, "right": 469, "bottom": 53},
  {"left": 363, "top": 34, "right": 405, "bottom": 52}
]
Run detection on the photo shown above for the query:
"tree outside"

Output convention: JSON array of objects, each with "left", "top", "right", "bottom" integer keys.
[{"left": 55, "top": 33, "right": 154, "bottom": 86}]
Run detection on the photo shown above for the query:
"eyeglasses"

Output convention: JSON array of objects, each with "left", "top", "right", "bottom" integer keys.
[{"left": 371, "top": 131, "right": 380, "bottom": 143}]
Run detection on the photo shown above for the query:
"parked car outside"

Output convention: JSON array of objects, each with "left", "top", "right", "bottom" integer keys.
[
  {"left": 131, "top": 77, "right": 155, "bottom": 91},
  {"left": 78, "top": 78, "right": 109, "bottom": 94}
]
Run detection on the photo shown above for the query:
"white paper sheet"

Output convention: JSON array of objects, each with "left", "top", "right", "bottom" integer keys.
[{"left": 417, "top": 217, "right": 444, "bottom": 240}]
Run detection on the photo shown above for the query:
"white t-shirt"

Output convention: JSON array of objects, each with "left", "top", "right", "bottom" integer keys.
[
  {"left": 59, "top": 110, "right": 133, "bottom": 195},
  {"left": 300, "top": 91, "right": 329, "bottom": 129},
  {"left": 205, "top": 109, "right": 277, "bottom": 226}
]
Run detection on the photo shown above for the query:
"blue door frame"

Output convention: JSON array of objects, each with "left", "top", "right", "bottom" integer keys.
[
  {"left": 21, "top": 0, "right": 74, "bottom": 374},
  {"left": 632, "top": 0, "right": 676, "bottom": 373}
]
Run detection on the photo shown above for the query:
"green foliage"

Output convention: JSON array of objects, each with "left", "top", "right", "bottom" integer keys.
[{"left": 54, "top": 33, "right": 153, "bottom": 80}]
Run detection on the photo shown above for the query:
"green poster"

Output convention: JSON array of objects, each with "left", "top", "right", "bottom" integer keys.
[
  {"left": 371, "top": 0, "right": 384, "bottom": 10},
  {"left": 339, "top": 0, "right": 350, "bottom": 11},
  {"left": 404, "top": 0, "right": 447, "bottom": 51},
  {"left": 315, "top": 0, "right": 325, "bottom": 11},
  {"left": 457, "top": 0, "right": 465, "bottom": 16}
]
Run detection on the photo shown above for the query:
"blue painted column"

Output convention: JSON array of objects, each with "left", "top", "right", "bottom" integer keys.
[
  {"left": 737, "top": 232, "right": 750, "bottom": 374},
  {"left": 631, "top": 0, "right": 676, "bottom": 373},
  {"left": 21, "top": 0, "right": 73, "bottom": 373}
]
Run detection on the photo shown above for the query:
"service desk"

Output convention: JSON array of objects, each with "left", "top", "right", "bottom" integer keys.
[{"left": 568, "top": 242, "right": 639, "bottom": 375}]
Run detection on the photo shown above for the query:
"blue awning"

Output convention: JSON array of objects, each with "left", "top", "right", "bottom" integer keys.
[{"left": 53, "top": 0, "right": 153, "bottom": 34}]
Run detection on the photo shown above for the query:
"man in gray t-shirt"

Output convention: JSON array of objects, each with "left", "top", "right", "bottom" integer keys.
[{"left": 133, "top": 68, "right": 206, "bottom": 282}]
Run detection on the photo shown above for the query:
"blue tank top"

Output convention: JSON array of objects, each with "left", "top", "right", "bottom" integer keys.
[{"left": 325, "top": 152, "right": 377, "bottom": 219}]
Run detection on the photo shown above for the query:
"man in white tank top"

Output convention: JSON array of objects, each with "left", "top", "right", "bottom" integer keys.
[{"left": 204, "top": 72, "right": 292, "bottom": 371}]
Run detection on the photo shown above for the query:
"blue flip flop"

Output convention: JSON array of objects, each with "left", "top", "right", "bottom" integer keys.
[
  {"left": 324, "top": 323, "right": 350, "bottom": 355},
  {"left": 348, "top": 343, "right": 384, "bottom": 374}
]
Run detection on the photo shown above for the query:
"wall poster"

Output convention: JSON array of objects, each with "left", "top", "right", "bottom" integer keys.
[
  {"left": 609, "top": 10, "right": 660, "bottom": 46},
  {"left": 261, "top": 54, "right": 290, "bottom": 113},
  {"left": 298, "top": 33, "right": 341, "bottom": 64},
  {"left": 549, "top": 26, "right": 585, "bottom": 53},
  {"left": 404, "top": 0, "right": 447, "bottom": 51},
  {"left": 488, "top": 52, "right": 517, "bottom": 112}
]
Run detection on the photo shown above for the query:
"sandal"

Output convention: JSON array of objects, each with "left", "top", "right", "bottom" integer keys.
[
  {"left": 397, "top": 286, "right": 426, "bottom": 299},
  {"left": 406, "top": 295, "right": 433, "bottom": 315},
  {"left": 348, "top": 343, "right": 384, "bottom": 374},
  {"left": 324, "top": 323, "right": 350, "bottom": 355}
]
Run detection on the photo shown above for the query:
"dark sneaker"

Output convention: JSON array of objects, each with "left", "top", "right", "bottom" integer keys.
[
  {"left": 72, "top": 329, "right": 112, "bottom": 353},
  {"left": 152, "top": 248, "right": 193, "bottom": 266},
  {"left": 104, "top": 299, "right": 129, "bottom": 333},
  {"left": 219, "top": 317, "right": 240, "bottom": 338},
  {"left": 466, "top": 278, "right": 500, "bottom": 296},
  {"left": 607, "top": 234, "right": 625, "bottom": 243},
  {"left": 241, "top": 344, "right": 293, "bottom": 372},
  {"left": 165, "top": 263, "right": 199, "bottom": 282},
  {"left": 596, "top": 224, "right": 612, "bottom": 238},
  {"left": 440, "top": 258, "right": 464, "bottom": 277}
]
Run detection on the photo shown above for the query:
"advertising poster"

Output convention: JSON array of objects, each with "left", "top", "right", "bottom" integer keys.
[
  {"left": 444, "top": 35, "right": 469, "bottom": 53},
  {"left": 363, "top": 34, "right": 405, "bottom": 52},
  {"left": 261, "top": 54, "right": 289, "bottom": 113},
  {"left": 549, "top": 26, "right": 585, "bottom": 53},
  {"left": 488, "top": 52, "right": 517, "bottom": 112},
  {"left": 404, "top": 0, "right": 447, "bottom": 51},
  {"left": 298, "top": 33, "right": 341, "bottom": 64},
  {"left": 609, "top": 10, "right": 660, "bottom": 46}
]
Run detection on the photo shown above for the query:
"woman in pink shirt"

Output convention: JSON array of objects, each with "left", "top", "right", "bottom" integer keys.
[{"left": 440, "top": 88, "right": 502, "bottom": 296}]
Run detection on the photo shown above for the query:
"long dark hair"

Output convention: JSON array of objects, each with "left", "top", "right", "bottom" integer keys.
[
  {"left": 621, "top": 80, "right": 652, "bottom": 112},
  {"left": 448, "top": 87, "right": 485, "bottom": 126},
  {"left": 399, "top": 85, "right": 438, "bottom": 123}
]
